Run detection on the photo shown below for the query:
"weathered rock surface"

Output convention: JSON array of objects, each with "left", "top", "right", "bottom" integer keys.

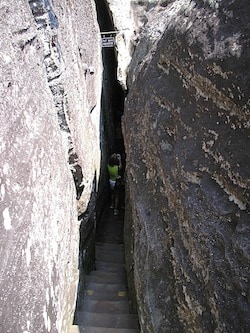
[
  {"left": 106, "top": 0, "right": 176, "bottom": 89},
  {"left": 101, "top": 0, "right": 134, "bottom": 90},
  {"left": 123, "top": 0, "right": 250, "bottom": 332},
  {"left": 0, "top": 1, "right": 101, "bottom": 332}
]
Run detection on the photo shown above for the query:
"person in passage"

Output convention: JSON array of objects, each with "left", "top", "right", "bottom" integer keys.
[{"left": 107, "top": 153, "right": 122, "bottom": 215}]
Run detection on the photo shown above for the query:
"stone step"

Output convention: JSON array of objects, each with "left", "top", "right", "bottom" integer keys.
[
  {"left": 84, "top": 281, "right": 128, "bottom": 301},
  {"left": 85, "top": 282, "right": 127, "bottom": 293},
  {"left": 84, "top": 289, "right": 128, "bottom": 301},
  {"left": 95, "top": 244, "right": 124, "bottom": 253},
  {"left": 96, "top": 243, "right": 124, "bottom": 251},
  {"left": 86, "top": 271, "right": 126, "bottom": 285},
  {"left": 88, "top": 270, "right": 126, "bottom": 278},
  {"left": 70, "top": 325, "right": 139, "bottom": 333},
  {"left": 96, "top": 243, "right": 124, "bottom": 252},
  {"left": 95, "top": 261, "right": 126, "bottom": 272},
  {"left": 96, "top": 252, "right": 125, "bottom": 264},
  {"left": 72, "top": 239, "right": 140, "bottom": 332},
  {"left": 80, "top": 299, "right": 130, "bottom": 314},
  {"left": 74, "top": 311, "right": 139, "bottom": 329}
]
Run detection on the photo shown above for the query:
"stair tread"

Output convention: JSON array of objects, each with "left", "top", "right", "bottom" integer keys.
[
  {"left": 95, "top": 264, "right": 126, "bottom": 273},
  {"left": 95, "top": 261, "right": 125, "bottom": 270},
  {"left": 84, "top": 289, "right": 128, "bottom": 301},
  {"left": 96, "top": 256, "right": 125, "bottom": 264},
  {"left": 86, "top": 273, "right": 126, "bottom": 285},
  {"left": 96, "top": 248, "right": 124, "bottom": 255},
  {"left": 86, "top": 277, "right": 126, "bottom": 285},
  {"left": 96, "top": 243, "right": 124, "bottom": 250},
  {"left": 73, "top": 241, "right": 139, "bottom": 332},
  {"left": 96, "top": 245, "right": 124, "bottom": 252},
  {"left": 70, "top": 325, "right": 139, "bottom": 333},
  {"left": 96, "top": 252, "right": 124, "bottom": 258},
  {"left": 74, "top": 311, "right": 139, "bottom": 329},
  {"left": 89, "top": 270, "right": 126, "bottom": 278},
  {"left": 79, "top": 299, "right": 130, "bottom": 313},
  {"left": 85, "top": 282, "right": 127, "bottom": 292}
]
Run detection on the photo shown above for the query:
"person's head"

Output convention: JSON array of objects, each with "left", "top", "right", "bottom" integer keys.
[{"left": 109, "top": 153, "right": 118, "bottom": 166}]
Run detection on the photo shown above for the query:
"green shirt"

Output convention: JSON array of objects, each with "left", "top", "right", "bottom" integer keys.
[{"left": 108, "top": 164, "right": 119, "bottom": 181}]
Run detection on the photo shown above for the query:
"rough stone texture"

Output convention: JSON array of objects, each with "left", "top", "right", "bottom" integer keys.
[
  {"left": 0, "top": 1, "right": 101, "bottom": 333},
  {"left": 94, "top": 0, "right": 127, "bottom": 217},
  {"left": 101, "top": 0, "right": 135, "bottom": 90},
  {"left": 105, "top": 0, "right": 174, "bottom": 89},
  {"left": 123, "top": 0, "right": 250, "bottom": 332}
]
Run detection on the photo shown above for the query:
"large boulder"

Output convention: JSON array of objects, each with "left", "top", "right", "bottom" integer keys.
[
  {"left": 123, "top": 0, "right": 250, "bottom": 332},
  {"left": 0, "top": 1, "right": 101, "bottom": 332}
]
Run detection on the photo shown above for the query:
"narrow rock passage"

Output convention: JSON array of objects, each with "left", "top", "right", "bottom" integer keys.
[{"left": 71, "top": 207, "right": 140, "bottom": 332}]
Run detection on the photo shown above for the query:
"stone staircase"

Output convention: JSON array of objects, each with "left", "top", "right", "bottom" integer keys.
[{"left": 71, "top": 242, "right": 140, "bottom": 333}]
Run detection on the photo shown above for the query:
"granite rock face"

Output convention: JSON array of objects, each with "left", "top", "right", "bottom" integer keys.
[
  {"left": 105, "top": 0, "right": 176, "bottom": 89},
  {"left": 123, "top": 0, "right": 250, "bottom": 332},
  {"left": 0, "top": 1, "right": 101, "bottom": 333},
  {"left": 102, "top": 0, "right": 134, "bottom": 90}
]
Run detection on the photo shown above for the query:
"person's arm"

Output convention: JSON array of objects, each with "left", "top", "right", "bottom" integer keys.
[{"left": 117, "top": 154, "right": 122, "bottom": 170}]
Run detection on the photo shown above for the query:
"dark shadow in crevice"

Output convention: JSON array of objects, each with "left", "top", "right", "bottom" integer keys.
[
  {"left": 94, "top": 0, "right": 126, "bottom": 226},
  {"left": 73, "top": 0, "right": 135, "bottom": 327}
]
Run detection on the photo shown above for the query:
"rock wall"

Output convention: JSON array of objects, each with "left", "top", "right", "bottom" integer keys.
[
  {"left": 0, "top": 1, "right": 101, "bottom": 332},
  {"left": 123, "top": 0, "right": 250, "bottom": 332},
  {"left": 100, "top": 0, "right": 134, "bottom": 90}
]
